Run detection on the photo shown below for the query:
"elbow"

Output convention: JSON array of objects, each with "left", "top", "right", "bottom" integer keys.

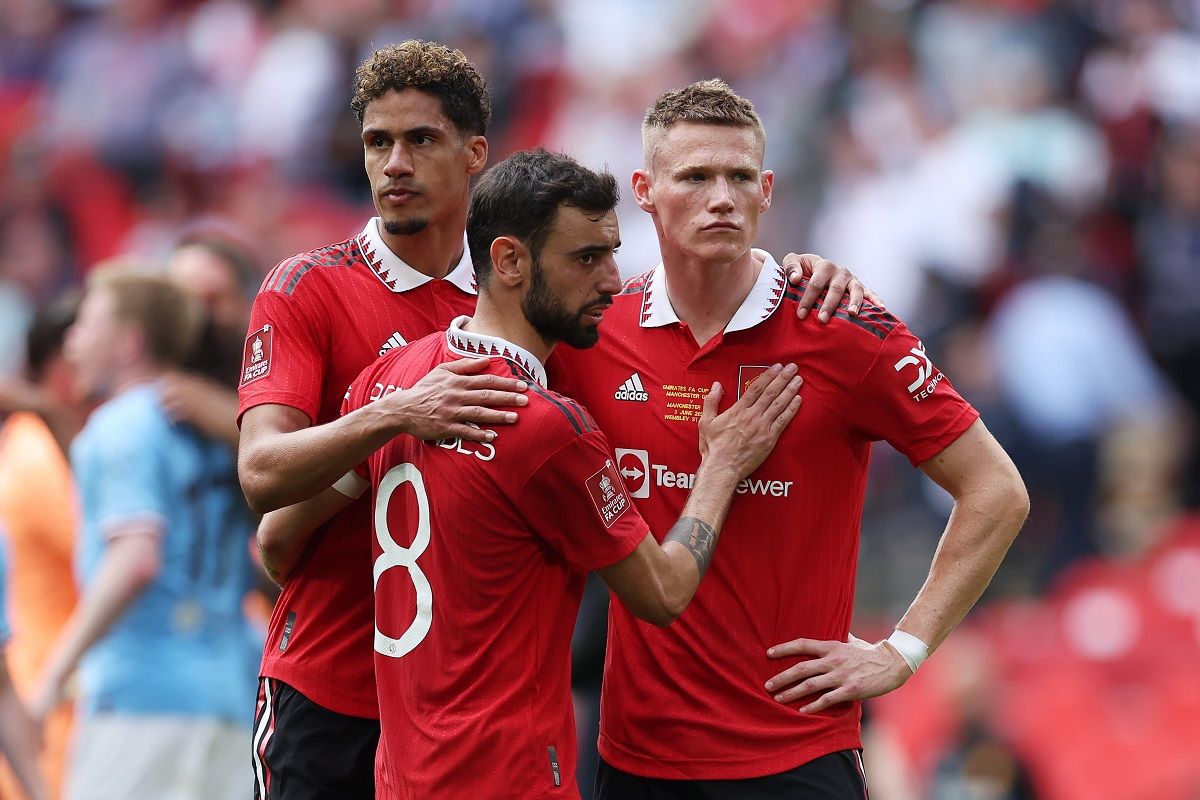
[
  {"left": 255, "top": 527, "right": 292, "bottom": 585},
  {"left": 239, "top": 452, "right": 282, "bottom": 515},
  {"left": 632, "top": 586, "right": 690, "bottom": 628},
  {"left": 130, "top": 549, "right": 161, "bottom": 591},
  {"left": 1001, "top": 474, "right": 1031, "bottom": 533}
]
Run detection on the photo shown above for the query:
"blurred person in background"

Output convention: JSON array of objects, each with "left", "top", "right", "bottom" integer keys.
[
  {"left": 0, "top": 295, "right": 83, "bottom": 800},
  {"left": 161, "top": 231, "right": 262, "bottom": 451},
  {"left": 33, "top": 269, "right": 258, "bottom": 800},
  {"left": 1137, "top": 125, "right": 1200, "bottom": 508},
  {"left": 987, "top": 195, "right": 1178, "bottom": 580},
  {"left": 0, "top": 529, "right": 50, "bottom": 800}
]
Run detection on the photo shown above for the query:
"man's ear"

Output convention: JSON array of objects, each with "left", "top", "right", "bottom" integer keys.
[
  {"left": 759, "top": 169, "right": 774, "bottom": 213},
  {"left": 465, "top": 135, "right": 488, "bottom": 176},
  {"left": 488, "top": 235, "right": 529, "bottom": 288},
  {"left": 632, "top": 169, "right": 654, "bottom": 213}
]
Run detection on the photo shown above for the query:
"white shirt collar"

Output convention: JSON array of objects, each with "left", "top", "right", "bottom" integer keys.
[
  {"left": 638, "top": 248, "right": 787, "bottom": 334},
  {"left": 355, "top": 218, "right": 478, "bottom": 295},
  {"left": 444, "top": 316, "right": 548, "bottom": 388}
]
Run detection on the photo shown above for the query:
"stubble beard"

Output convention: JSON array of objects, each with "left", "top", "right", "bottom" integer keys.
[
  {"left": 384, "top": 218, "right": 430, "bottom": 236},
  {"left": 522, "top": 258, "right": 602, "bottom": 350}
]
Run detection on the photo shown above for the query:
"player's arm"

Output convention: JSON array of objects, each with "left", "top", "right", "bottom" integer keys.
[
  {"left": 256, "top": 485, "right": 355, "bottom": 585},
  {"left": 238, "top": 357, "right": 529, "bottom": 513},
  {"left": 780, "top": 253, "right": 884, "bottom": 323},
  {"left": 598, "top": 364, "right": 803, "bottom": 626},
  {"left": 764, "top": 420, "right": 1028, "bottom": 711},
  {"left": 0, "top": 652, "right": 50, "bottom": 800},
  {"left": 33, "top": 521, "right": 163, "bottom": 720}
]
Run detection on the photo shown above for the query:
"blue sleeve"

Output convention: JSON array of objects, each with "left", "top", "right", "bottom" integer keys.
[{"left": 89, "top": 407, "right": 170, "bottom": 537}]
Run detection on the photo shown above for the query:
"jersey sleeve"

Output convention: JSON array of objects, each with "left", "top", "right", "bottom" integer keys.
[
  {"left": 87, "top": 414, "right": 170, "bottom": 538},
  {"left": 844, "top": 319, "right": 980, "bottom": 466},
  {"left": 237, "top": 273, "right": 330, "bottom": 424},
  {"left": 515, "top": 427, "right": 649, "bottom": 572}
]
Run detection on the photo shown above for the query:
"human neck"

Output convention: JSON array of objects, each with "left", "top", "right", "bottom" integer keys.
[
  {"left": 659, "top": 245, "right": 763, "bottom": 346},
  {"left": 378, "top": 208, "right": 467, "bottom": 279},
  {"left": 108, "top": 364, "right": 164, "bottom": 401},
  {"left": 464, "top": 295, "right": 555, "bottom": 370}
]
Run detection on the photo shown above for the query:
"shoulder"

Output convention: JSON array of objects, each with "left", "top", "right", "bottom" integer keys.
[
  {"left": 619, "top": 269, "right": 654, "bottom": 297},
  {"left": 781, "top": 277, "right": 901, "bottom": 344},
  {"left": 521, "top": 383, "right": 600, "bottom": 445},
  {"left": 77, "top": 388, "right": 169, "bottom": 464},
  {"left": 256, "top": 235, "right": 361, "bottom": 298}
]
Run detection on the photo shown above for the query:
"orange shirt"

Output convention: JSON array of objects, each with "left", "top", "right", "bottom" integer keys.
[{"left": 0, "top": 411, "right": 78, "bottom": 799}]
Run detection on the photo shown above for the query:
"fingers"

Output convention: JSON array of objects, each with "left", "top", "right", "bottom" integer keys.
[
  {"left": 763, "top": 376, "right": 801, "bottom": 424},
  {"left": 782, "top": 252, "right": 816, "bottom": 284},
  {"left": 746, "top": 364, "right": 798, "bottom": 412},
  {"left": 448, "top": 423, "right": 500, "bottom": 443},
  {"left": 816, "top": 271, "right": 851, "bottom": 323},
  {"left": 774, "top": 671, "right": 842, "bottom": 705},
  {"left": 767, "top": 637, "right": 834, "bottom": 659},
  {"left": 794, "top": 257, "right": 830, "bottom": 320},
  {"left": 863, "top": 286, "right": 886, "bottom": 309},
  {"left": 440, "top": 357, "right": 495, "bottom": 374},
  {"left": 801, "top": 687, "right": 854, "bottom": 714},
  {"left": 701, "top": 381, "right": 723, "bottom": 423},
  {"left": 847, "top": 281, "right": 864, "bottom": 317},
  {"left": 769, "top": 391, "right": 803, "bottom": 437},
  {"left": 458, "top": 387, "right": 529, "bottom": 409}
]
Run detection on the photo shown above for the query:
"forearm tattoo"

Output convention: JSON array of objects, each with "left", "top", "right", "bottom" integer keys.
[{"left": 665, "top": 516, "right": 718, "bottom": 576}]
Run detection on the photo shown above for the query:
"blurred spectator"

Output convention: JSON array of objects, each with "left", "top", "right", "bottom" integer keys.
[
  {"left": 987, "top": 205, "right": 1176, "bottom": 580},
  {"left": 159, "top": 230, "right": 261, "bottom": 451},
  {"left": 33, "top": 269, "right": 257, "bottom": 800},
  {"left": 0, "top": 295, "right": 83, "bottom": 800},
  {"left": 1137, "top": 125, "right": 1200, "bottom": 507},
  {"left": 0, "top": 530, "right": 51, "bottom": 800}
]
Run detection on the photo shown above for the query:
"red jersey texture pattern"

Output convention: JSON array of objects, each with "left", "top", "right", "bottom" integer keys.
[
  {"left": 558, "top": 251, "right": 980, "bottom": 779},
  {"left": 237, "top": 218, "right": 477, "bottom": 717},
  {"left": 341, "top": 320, "right": 647, "bottom": 799}
]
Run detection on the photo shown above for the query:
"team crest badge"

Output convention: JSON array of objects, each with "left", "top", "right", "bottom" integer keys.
[{"left": 737, "top": 365, "right": 770, "bottom": 399}]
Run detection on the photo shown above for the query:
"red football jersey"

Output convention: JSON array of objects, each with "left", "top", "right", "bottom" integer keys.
[
  {"left": 238, "top": 218, "right": 478, "bottom": 717},
  {"left": 340, "top": 320, "right": 647, "bottom": 799},
  {"left": 557, "top": 252, "right": 979, "bottom": 779}
]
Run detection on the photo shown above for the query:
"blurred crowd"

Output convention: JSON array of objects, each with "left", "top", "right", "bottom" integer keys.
[{"left": 1, "top": 0, "right": 1198, "bottom": 798}]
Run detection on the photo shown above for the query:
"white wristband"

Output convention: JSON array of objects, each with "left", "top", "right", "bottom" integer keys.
[{"left": 886, "top": 630, "right": 929, "bottom": 673}]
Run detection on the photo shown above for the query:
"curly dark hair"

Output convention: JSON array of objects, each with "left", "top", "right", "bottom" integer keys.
[{"left": 352, "top": 40, "right": 490, "bottom": 136}]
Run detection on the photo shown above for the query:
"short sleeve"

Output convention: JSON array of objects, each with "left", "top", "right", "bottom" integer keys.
[
  {"left": 844, "top": 320, "right": 980, "bottom": 466},
  {"left": 516, "top": 429, "right": 648, "bottom": 572},
  {"left": 87, "top": 416, "right": 170, "bottom": 538},
  {"left": 237, "top": 279, "right": 330, "bottom": 424}
]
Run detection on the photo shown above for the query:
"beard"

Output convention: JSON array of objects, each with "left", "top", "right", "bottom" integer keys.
[
  {"left": 522, "top": 258, "right": 606, "bottom": 350},
  {"left": 383, "top": 217, "right": 429, "bottom": 236}
]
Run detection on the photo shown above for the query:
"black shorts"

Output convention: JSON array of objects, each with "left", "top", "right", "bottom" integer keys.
[
  {"left": 252, "top": 677, "right": 380, "bottom": 800},
  {"left": 595, "top": 751, "right": 868, "bottom": 800}
]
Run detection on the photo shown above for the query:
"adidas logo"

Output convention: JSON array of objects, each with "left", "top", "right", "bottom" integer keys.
[
  {"left": 614, "top": 373, "right": 649, "bottom": 402},
  {"left": 378, "top": 331, "right": 408, "bottom": 356}
]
